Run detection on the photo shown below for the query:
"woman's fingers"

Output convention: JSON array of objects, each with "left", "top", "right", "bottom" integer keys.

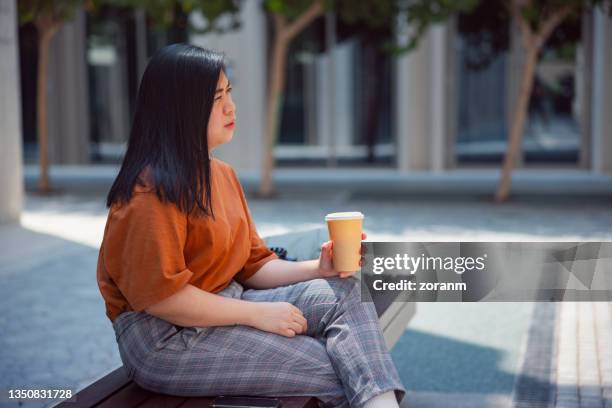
[
  {"left": 290, "top": 304, "right": 304, "bottom": 316},
  {"left": 360, "top": 242, "right": 367, "bottom": 255},
  {"left": 357, "top": 240, "right": 367, "bottom": 266},
  {"left": 290, "top": 306, "right": 307, "bottom": 332},
  {"left": 293, "top": 312, "right": 307, "bottom": 332},
  {"left": 288, "top": 321, "right": 304, "bottom": 335}
]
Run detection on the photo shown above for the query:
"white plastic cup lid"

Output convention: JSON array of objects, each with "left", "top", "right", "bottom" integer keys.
[{"left": 325, "top": 211, "right": 364, "bottom": 221}]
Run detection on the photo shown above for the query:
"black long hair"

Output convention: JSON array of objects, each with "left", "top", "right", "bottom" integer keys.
[{"left": 107, "top": 44, "right": 226, "bottom": 219}]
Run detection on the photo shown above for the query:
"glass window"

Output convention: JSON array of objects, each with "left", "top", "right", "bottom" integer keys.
[
  {"left": 454, "top": 1, "right": 510, "bottom": 164},
  {"left": 18, "top": 23, "right": 39, "bottom": 164},
  {"left": 86, "top": 6, "right": 135, "bottom": 163},
  {"left": 274, "top": 13, "right": 395, "bottom": 167},
  {"left": 453, "top": 3, "right": 585, "bottom": 166},
  {"left": 86, "top": 7, "right": 186, "bottom": 163},
  {"left": 524, "top": 19, "right": 583, "bottom": 164},
  {"left": 278, "top": 16, "right": 325, "bottom": 146}
]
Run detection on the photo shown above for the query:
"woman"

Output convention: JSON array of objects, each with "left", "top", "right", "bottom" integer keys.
[{"left": 96, "top": 43, "right": 406, "bottom": 408}]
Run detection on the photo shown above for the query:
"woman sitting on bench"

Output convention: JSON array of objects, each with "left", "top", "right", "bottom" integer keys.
[{"left": 96, "top": 44, "right": 406, "bottom": 408}]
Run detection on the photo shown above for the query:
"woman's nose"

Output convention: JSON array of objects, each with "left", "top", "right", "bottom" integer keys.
[{"left": 224, "top": 97, "right": 236, "bottom": 116}]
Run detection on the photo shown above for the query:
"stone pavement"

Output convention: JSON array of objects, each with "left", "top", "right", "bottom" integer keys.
[
  {"left": 0, "top": 224, "right": 116, "bottom": 408},
  {"left": 0, "top": 190, "right": 611, "bottom": 407},
  {"left": 554, "top": 302, "right": 612, "bottom": 408}
]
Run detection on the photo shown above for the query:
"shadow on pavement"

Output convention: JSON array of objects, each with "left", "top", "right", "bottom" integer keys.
[{"left": 0, "top": 224, "right": 121, "bottom": 408}]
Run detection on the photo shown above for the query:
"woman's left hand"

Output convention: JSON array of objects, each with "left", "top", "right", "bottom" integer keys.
[{"left": 318, "top": 232, "right": 367, "bottom": 279}]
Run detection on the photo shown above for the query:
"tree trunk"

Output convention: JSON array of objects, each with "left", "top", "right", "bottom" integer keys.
[
  {"left": 259, "top": 34, "right": 289, "bottom": 197},
  {"left": 496, "top": 2, "right": 574, "bottom": 202},
  {"left": 36, "top": 28, "right": 54, "bottom": 193},
  {"left": 258, "top": 1, "right": 324, "bottom": 197},
  {"left": 495, "top": 43, "right": 539, "bottom": 203}
]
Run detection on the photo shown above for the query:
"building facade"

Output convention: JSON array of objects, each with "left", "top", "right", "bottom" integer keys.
[{"left": 17, "top": 1, "right": 612, "bottom": 177}]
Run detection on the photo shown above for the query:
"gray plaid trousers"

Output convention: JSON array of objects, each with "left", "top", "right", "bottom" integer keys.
[{"left": 112, "top": 276, "right": 406, "bottom": 408}]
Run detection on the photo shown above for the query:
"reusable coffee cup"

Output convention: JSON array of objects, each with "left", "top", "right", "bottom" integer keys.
[{"left": 325, "top": 212, "right": 364, "bottom": 273}]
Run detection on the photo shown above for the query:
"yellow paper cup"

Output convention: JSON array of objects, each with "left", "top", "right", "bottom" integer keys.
[{"left": 325, "top": 212, "right": 364, "bottom": 273}]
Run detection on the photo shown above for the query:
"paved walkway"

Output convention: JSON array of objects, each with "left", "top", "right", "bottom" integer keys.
[
  {"left": 0, "top": 191, "right": 611, "bottom": 407},
  {"left": 555, "top": 302, "right": 612, "bottom": 408}
]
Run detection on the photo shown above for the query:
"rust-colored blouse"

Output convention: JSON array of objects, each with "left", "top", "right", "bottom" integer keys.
[{"left": 96, "top": 158, "right": 278, "bottom": 322}]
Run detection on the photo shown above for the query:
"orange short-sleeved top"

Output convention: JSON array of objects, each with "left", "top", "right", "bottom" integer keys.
[{"left": 96, "top": 158, "right": 278, "bottom": 322}]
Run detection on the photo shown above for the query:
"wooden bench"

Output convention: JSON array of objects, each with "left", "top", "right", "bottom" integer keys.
[{"left": 55, "top": 228, "right": 416, "bottom": 407}]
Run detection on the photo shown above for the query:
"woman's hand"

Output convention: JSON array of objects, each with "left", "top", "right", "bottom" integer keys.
[
  {"left": 318, "top": 232, "right": 367, "bottom": 279},
  {"left": 249, "top": 302, "right": 308, "bottom": 337}
]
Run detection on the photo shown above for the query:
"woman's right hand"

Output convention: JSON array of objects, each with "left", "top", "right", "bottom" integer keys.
[{"left": 249, "top": 302, "right": 307, "bottom": 337}]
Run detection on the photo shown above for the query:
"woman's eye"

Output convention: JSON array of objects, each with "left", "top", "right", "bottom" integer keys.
[{"left": 214, "top": 88, "right": 231, "bottom": 101}]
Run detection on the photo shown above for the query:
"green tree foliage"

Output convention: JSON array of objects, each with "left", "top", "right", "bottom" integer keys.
[
  {"left": 18, "top": 0, "right": 85, "bottom": 26},
  {"left": 96, "top": 0, "right": 243, "bottom": 33}
]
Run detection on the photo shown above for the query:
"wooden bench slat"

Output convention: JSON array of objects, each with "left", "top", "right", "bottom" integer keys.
[
  {"left": 137, "top": 393, "right": 190, "bottom": 407},
  {"left": 169, "top": 396, "right": 213, "bottom": 407},
  {"left": 179, "top": 396, "right": 317, "bottom": 408},
  {"left": 94, "top": 382, "right": 153, "bottom": 407},
  {"left": 275, "top": 396, "right": 319, "bottom": 408},
  {"left": 55, "top": 366, "right": 131, "bottom": 407}
]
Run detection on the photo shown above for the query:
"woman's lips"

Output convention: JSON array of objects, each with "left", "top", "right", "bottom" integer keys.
[{"left": 224, "top": 121, "right": 235, "bottom": 129}]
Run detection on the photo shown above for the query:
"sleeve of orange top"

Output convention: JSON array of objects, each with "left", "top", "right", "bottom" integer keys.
[
  {"left": 228, "top": 167, "right": 279, "bottom": 284},
  {"left": 102, "top": 192, "right": 193, "bottom": 312}
]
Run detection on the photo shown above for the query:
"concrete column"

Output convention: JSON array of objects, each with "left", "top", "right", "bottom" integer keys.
[
  {"left": 395, "top": 26, "right": 432, "bottom": 172},
  {"left": 189, "top": 0, "right": 267, "bottom": 173},
  {"left": 315, "top": 40, "right": 355, "bottom": 156},
  {"left": 47, "top": 9, "right": 90, "bottom": 164},
  {"left": 429, "top": 24, "right": 448, "bottom": 172},
  {"left": 591, "top": 8, "right": 612, "bottom": 173},
  {"left": 0, "top": 0, "right": 24, "bottom": 224}
]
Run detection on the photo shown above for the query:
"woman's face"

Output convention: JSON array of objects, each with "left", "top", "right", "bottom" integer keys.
[{"left": 207, "top": 70, "right": 236, "bottom": 151}]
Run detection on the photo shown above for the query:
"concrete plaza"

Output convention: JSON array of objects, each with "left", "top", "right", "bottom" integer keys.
[{"left": 0, "top": 189, "right": 611, "bottom": 407}]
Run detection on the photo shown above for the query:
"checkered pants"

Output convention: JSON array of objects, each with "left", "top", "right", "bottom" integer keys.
[{"left": 112, "top": 276, "right": 406, "bottom": 408}]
